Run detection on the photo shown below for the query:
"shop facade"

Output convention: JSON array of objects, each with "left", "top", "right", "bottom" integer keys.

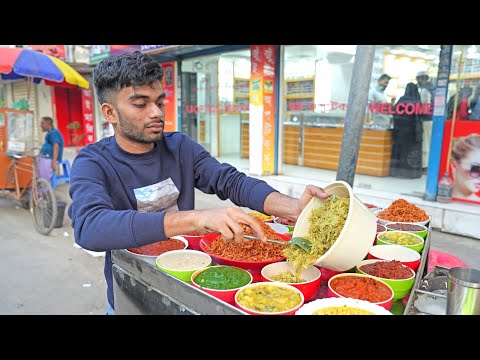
[{"left": 148, "top": 45, "right": 449, "bottom": 198}]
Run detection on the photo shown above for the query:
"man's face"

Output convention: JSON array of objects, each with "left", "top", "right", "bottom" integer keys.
[
  {"left": 453, "top": 149, "right": 480, "bottom": 194},
  {"left": 109, "top": 80, "right": 166, "bottom": 145},
  {"left": 378, "top": 78, "right": 390, "bottom": 90},
  {"left": 417, "top": 76, "right": 428, "bottom": 86},
  {"left": 40, "top": 120, "right": 48, "bottom": 132}
]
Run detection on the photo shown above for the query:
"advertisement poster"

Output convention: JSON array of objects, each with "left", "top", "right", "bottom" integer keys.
[
  {"left": 81, "top": 89, "right": 95, "bottom": 145},
  {"left": 249, "top": 45, "right": 276, "bottom": 176},
  {"left": 439, "top": 120, "right": 480, "bottom": 205},
  {"left": 262, "top": 45, "right": 276, "bottom": 175},
  {"left": 161, "top": 62, "right": 176, "bottom": 132}
]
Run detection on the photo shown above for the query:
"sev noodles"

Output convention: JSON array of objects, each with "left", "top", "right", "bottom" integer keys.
[
  {"left": 284, "top": 196, "right": 350, "bottom": 277},
  {"left": 204, "top": 217, "right": 286, "bottom": 261}
]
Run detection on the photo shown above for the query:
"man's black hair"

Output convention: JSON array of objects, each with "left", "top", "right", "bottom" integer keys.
[
  {"left": 379, "top": 74, "right": 391, "bottom": 81},
  {"left": 93, "top": 51, "right": 164, "bottom": 105}
]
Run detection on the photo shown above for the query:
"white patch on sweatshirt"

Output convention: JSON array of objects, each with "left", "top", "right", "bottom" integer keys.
[{"left": 133, "top": 178, "right": 179, "bottom": 213}]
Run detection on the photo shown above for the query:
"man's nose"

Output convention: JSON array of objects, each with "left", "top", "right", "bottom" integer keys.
[{"left": 149, "top": 103, "right": 164, "bottom": 118}]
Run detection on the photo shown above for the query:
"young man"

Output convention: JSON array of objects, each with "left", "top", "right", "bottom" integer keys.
[
  {"left": 67, "top": 51, "right": 329, "bottom": 314},
  {"left": 39, "top": 116, "right": 64, "bottom": 182}
]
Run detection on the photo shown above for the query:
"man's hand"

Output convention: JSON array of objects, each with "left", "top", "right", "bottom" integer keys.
[
  {"left": 194, "top": 207, "right": 266, "bottom": 243},
  {"left": 296, "top": 184, "right": 329, "bottom": 215},
  {"left": 52, "top": 161, "right": 58, "bottom": 172},
  {"left": 164, "top": 207, "right": 267, "bottom": 244},
  {"left": 263, "top": 184, "right": 329, "bottom": 222}
]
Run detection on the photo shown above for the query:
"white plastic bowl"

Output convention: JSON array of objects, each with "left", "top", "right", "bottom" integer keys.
[
  {"left": 292, "top": 181, "right": 377, "bottom": 271},
  {"left": 295, "top": 297, "right": 392, "bottom": 315}
]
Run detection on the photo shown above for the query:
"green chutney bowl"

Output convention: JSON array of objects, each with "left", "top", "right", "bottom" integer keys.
[
  {"left": 384, "top": 222, "right": 428, "bottom": 239},
  {"left": 376, "top": 231, "right": 425, "bottom": 253},
  {"left": 356, "top": 259, "right": 416, "bottom": 301}
]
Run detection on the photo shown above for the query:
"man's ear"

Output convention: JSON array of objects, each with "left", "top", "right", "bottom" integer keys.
[{"left": 101, "top": 103, "right": 118, "bottom": 125}]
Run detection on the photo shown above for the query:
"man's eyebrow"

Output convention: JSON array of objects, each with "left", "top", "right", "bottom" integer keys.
[{"left": 128, "top": 93, "right": 166, "bottom": 101}]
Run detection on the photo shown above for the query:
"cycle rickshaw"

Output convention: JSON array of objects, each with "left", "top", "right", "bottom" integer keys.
[{"left": 0, "top": 108, "right": 57, "bottom": 235}]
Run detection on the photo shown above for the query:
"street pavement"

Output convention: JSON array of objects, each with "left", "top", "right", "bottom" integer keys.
[{"left": 0, "top": 184, "right": 479, "bottom": 315}]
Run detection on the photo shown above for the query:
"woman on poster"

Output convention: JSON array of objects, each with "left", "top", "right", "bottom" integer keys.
[{"left": 450, "top": 133, "right": 480, "bottom": 202}]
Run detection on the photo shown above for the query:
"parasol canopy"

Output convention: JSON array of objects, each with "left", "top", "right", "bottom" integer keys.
[{"left": 0, "top": 47, "right": 89, "bottom": 89}]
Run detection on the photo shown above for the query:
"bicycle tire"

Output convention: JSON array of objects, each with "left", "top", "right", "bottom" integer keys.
[{"left": 30, "top": 177, "right": 58, "bottom": 235}]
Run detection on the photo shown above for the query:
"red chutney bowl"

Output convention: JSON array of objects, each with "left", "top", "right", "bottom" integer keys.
[
  {"left": 261, "top": 261, "right": 321, "bottom": 302},
  {"left": 368, "top": 244, "right": 421, "bottom": 272},
  {"left": 199, "top": 232, "right": 289, "bottom": 282},
  {"left": 327, "top": 273, "right": 394, "bottom": 310},
  {"left": 126, "top": 236, "right": 188, "bottom": 258}
]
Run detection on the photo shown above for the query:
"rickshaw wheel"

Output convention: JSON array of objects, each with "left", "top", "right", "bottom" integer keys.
[{"left": 30, "top": 178, "right": 57, "bottom": 235}]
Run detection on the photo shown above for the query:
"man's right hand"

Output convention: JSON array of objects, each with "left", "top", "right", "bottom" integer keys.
[
  {"left": 164, "top": 207, "right": 266, "bottom": 244},
  {"left": 194, "top": 207, "right": 266, "bottom": 243}
]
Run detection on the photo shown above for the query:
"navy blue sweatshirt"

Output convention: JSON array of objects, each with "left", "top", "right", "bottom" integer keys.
[{"left": 68, "top": 132, "right": 277, "bottom": 310}]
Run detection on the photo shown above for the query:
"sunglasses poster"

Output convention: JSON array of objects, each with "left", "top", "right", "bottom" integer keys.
[{"left": 449, "top": 133, "right": 480, "bottom": 204}]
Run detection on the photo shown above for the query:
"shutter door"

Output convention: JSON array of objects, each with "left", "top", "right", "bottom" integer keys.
[{"left": 12, "top": 81, "right": 41, "bottom": 147}]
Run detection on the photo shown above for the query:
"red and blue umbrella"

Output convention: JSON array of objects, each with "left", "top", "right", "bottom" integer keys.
[{"left": 0, "top": 47, "right": 89, "bottom": 89}]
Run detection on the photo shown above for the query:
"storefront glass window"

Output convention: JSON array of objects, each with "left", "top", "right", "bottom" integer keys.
[
  {"left": 281, "top": 45, "right": 440, "bottom": 197},
  {"left": 441, "top": 45, "right": 480, "bottom": 205},
  {"left": 180, "top": 49, "right": 250, "bottom": 164}
]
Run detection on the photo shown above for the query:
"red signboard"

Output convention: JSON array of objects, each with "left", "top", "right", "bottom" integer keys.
[
  {"left": 81, "top": 89, "right": 95, "bottom": 145},
  {"left": 27, "top": 45, "right": 66, "bottom": 60},
  {"left": 161, "top": 62, "right": 176, "bottom": 131}
]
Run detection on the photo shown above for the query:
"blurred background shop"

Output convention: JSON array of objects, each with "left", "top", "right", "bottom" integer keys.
[{"left": 1, "top": 44, "right": 479, "bottom": 207}]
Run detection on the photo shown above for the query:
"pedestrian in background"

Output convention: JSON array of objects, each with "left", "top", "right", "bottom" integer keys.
[
  {"left": 368, "top": 73, "right": 394, "bottom": 128},
  {"left": 390, "top": 83, "right": 423, "bottom": 179},
  {"left": 38, "top": 116, "right": 64, "bottom": 183},
  {"left": 416, "top": 71, "right": 435, "bottom": 170}
]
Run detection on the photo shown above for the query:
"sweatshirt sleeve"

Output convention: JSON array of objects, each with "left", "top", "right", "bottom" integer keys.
[
  {"left": 68, "top": 152, "right": 167, "bottom": 252},
  {"left": 190, "top": 140, "right": 278, "bottom": 214}
]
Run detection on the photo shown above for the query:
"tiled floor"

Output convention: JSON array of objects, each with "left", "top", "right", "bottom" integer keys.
[{"left": 217, "top": 155, "right": 427, "bottom": 199}]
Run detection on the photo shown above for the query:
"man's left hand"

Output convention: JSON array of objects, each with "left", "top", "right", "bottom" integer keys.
[
  {"left": 296, "top": 184, "right": 329, "bottom": 214},
  {"left": 52, "top": 161, "right": 58, "bottom": 172}
]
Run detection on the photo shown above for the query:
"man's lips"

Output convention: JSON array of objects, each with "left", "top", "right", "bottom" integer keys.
[{"left": 147, "top": 121, "right": 164, "bottom": 130}]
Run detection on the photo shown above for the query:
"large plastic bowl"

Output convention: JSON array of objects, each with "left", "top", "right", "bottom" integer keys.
[
  {"left": 356, "top": 259, "right": 416, "bottom": 300},
  {"left": 155, "top": 249, "right": 212, "bottom": 283},
  {"left": 191, "top": 265, "right": 253, "bottom": 304},
  {"left": 327, "top": 273, "right": 394, "bottom": 310},
  {"left": 376, "top": 231, "right": 425, "bottom": 253},
  {"left": 292, "top": 181, "right": 377, "bottom": 271},
  {"left": 384, "top": 222, "right": 428, "bottom": 239},
  {"left": 261, "top": 261, "right": 321, "bottom": 302},
  {"left": 199, "top": 232, "right": 289, "bottom": 282},
  {"left": 368, "top": 244, "right": 421, "bottom": 272},
  {"left": 235, "top": 282, "right": 304, "bottom": 315}
]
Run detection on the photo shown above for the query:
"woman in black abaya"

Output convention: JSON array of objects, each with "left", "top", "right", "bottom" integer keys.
[{"left": 390, "top": 82, "right": 423, "bottom": 178}]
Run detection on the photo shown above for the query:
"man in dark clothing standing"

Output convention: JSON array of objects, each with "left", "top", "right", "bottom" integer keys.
[{"left": 39, "top": 116, "right": 64, "bottom": 182}]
